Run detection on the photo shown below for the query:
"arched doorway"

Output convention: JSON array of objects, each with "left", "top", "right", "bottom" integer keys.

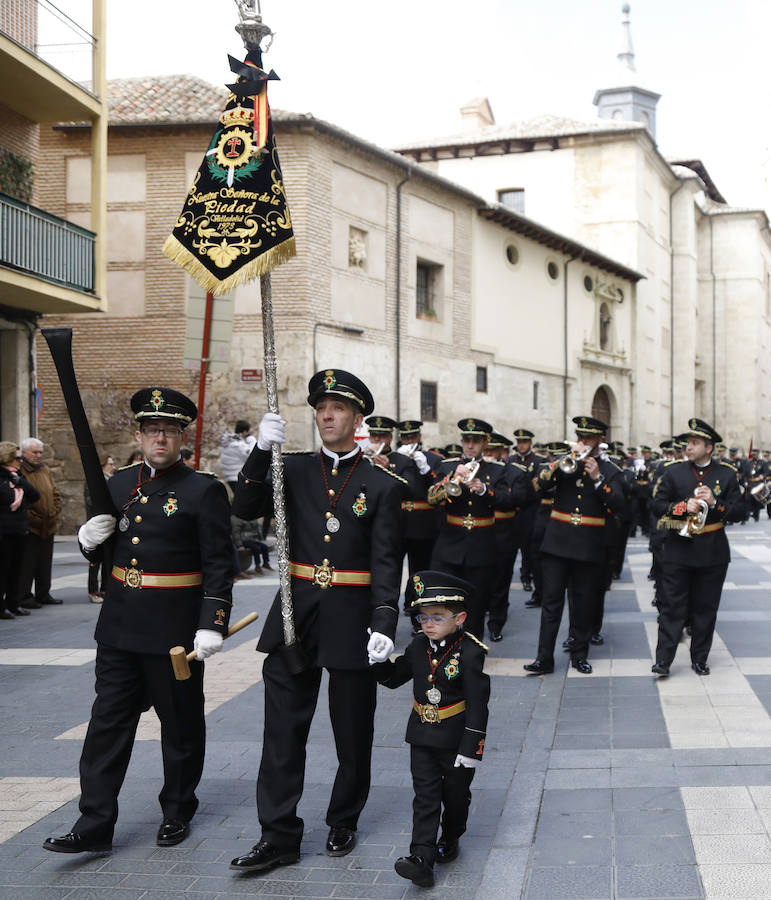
[{"left": 591, "top": 386, "right": 612, "bottom": 439}]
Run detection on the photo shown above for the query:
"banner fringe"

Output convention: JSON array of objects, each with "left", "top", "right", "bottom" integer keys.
[{"left": 161, "top": 234, "right": 296, "bottom": 296}]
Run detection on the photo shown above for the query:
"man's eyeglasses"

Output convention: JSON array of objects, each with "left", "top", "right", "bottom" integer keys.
[
  {"left": 415, "top": 613, "right": 459, "bottom": 625},
  {"left": 141, "top": 425, "right": 182, "bottom": 438}
]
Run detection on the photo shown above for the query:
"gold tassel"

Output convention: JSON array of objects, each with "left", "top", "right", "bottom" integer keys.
[{"left": 161, "top": 233, "right": 296, "bottom": 295}]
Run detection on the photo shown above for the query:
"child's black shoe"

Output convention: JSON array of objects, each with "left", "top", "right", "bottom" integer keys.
[
  {"left": 395, "top": 854, "right": 434, "bottom": 886},
  {"left": 436, "top": 836, "right": 459, "bottom": 863}
]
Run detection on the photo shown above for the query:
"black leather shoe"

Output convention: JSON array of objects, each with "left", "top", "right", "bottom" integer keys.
[
  {"left": 326, "top": 825, "right": 356, "bottom": 857},
  {"left": 523, "top": 659, "right": 554, "bottom": 675},
  {"left": 692, "top": 662, "right": 710, "bottom": 676},
  {"left": 20, "top": 598, "right": 43, "bottom": 610},
  {"left": 524, "top": 597, "right": 541, "bottom": 608},
  {"left": 521, "top": 579, "right": 533, "bottom": 592},
  {"left": 651, "top": 663, "right": 670, "bottom": 676},
  {"left": 8, "top": 607, "right": 30, "bottom": 616},
  {"left": 571, "top": 659, "right": 593, "bottom": 674},
  {"left": 156, "top": 819, "right": 189, "bottom": 846},
  {"left": 230, "top": 840, "right": 300, "bottom": 872},
  {"left": 40, "top": 595, "right": 63, "bottom": 605},
  {"left": 394, "top": 854, "right": 434, "bottom": 886},
  {"left": 488, "top": 627, "right": 502, "bottom": 642},
  {"left": 436, "top": 836, "right": 459, "bottom": 863},
  {"left": 562, "top": 636, "right": 575, "bottom": 651},
  {"left": 590, "top": 633, "right": 604, "bottom": 645},
  {"left": 43, "top": 832, "right": 112, "bottom": 854}
]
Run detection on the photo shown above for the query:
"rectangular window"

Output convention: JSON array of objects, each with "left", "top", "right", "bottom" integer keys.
[
  {"left": 476, "top": 366, "right": 488, "bottom": 393},
  {"left": 420, "top": 381, "right": 438, "bottom": 422},
  {"left": 533, "top": 380, "right": 539, "bottom": 410},
  {"left": 416, "top": 261, "right": 439, "bottom": 318},
  {"left": 497, "top": 188, "right": 525, "bottom": 214}
]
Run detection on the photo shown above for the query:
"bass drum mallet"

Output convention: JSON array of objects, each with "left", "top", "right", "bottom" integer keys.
[{"left": 170, "top": 612, "right": 258, "bottom": 680}]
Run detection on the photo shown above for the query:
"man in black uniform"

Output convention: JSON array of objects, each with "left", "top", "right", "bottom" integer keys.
[
  {"left": 394, "top": 419, "right": 442, "bottom": 614},
  {"left": 428, "top": 419, "right": 518, "bottom": 639},
  {"left": 44, "top": 388, "right": 233, "bottom": 854},
  {"left": 524, "top": 416, "right": 625, "bottom": 675},
  {"left": 487, "top": 434, "right": 535, "bottom": 641},
  {"left": 511, "top": 429, "right": 540, "bottom": 592},
  {"left": 230, "top": 369, "right": 403, "bottom": 873},
  {"left": 651, "top": 418, "right": 743, "bottom": 676},
  {"left": 745, "top": 448, "right": 767, "bottom": 522}
]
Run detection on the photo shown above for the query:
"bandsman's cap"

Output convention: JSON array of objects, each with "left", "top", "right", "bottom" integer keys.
[
  {"left": 513, "top": 428, "right": 534, "bottom": 440},
  {"left": 729, "top": 446, "right": 739, "bottom": 453},
  {"left": 410, "top": 570, "right": 475, "bottom": 609},
  {"left": 572, "top": 415, "right": 608, "bottom": 436},
  {"left": 684, "top": 417, "right": 722, "bottom": 444},
  {"left": 366, "top": 415, "right": 397, "bottom": 434},
  {"left": 307, "top": 368, "right": 374, "bottom": 416},
  {"left": 674, "top": 434, "right": 689, "bottom": 448},
  {"left": 457, "top": 417, "right": 492, "bottom": 437},
  {"left": 715, "top": 443, "right": 727, "bottom": 451},
  {"left": 444, "top": 443, "right": 463, "bottom": 458},
  {"left": 546, "top": 441, "right": 570, "bottom": 454},
  {"left": 398, "top": 420, "right": 423, "bottom": 436},
  {"left": 131, "top": 387, "right": 197, "bottom": 426},
  {"left": 627, "top": 446, "right": 638, "bottom": 454},
  {"left": 659, "top": 439, "right": 673, "bottom": 450},
  {"left": 640, "top": 445, "right": 651, "bottom": 452},
  {"left": 488, "top": 432, "right": 512, "bottom": 449}
]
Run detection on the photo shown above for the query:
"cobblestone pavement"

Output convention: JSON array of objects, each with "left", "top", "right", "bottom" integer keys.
[{"left": 1, "top": 524, "right": 771, "bottom": 900}]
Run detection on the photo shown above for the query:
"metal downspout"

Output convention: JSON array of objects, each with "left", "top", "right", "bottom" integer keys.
[{"left": 395, "top": 167, "right": 413, "bottom": 419}]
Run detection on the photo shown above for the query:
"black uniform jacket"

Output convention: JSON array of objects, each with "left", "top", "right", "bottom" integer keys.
[
  {"left": 651, "top": 459, "right": 743, "bottom": 568},
  {"left": 84, "top": 462, "right": 233, "bottom": 655},
  {"left": 374, "top": 630, "right": 490, "bottom": 760},
  {"left": 233, "top": 446, "right": 402, "bottom": 669},
  {"left": 428, "top": 458, "right": 516, "bottom": 567},
  {"left": 392, "top": 450, "right": 440, "bottom": 543},
  {"left": 495, "top": 461, "right": 536, "bottom": 548},
  {"left": 539, "top": 456, "right": 625, "bottom": 564}
]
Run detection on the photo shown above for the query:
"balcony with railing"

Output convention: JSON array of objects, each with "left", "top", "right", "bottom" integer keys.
[
  {"left": 0, "top": 0, "right": 102, "bottom": 123},
  {"left": 0, "top": 190, "right": 100, "bottom": 313}
]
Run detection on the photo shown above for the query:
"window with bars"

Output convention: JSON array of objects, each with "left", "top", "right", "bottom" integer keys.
[
  {"left": 416, "top": 261, "right": 440, "bottom": 318},
  {"left": 476, "top": 366, "right": 488, "bottom": 393},
  {"left": 497, "top": 188, "right": 525, "bottom": 214},
  {"left": 420, "top": 381, "right": 438, "bottom": 422}
]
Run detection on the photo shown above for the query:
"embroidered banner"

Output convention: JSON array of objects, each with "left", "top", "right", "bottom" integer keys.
[{"left": 162, "top": 50, "right": 295, "bottom": 295}]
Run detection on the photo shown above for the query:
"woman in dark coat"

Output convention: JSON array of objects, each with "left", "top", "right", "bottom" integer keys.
[{"left": 0, "top": 441, "right": 41, "bottom": 618}]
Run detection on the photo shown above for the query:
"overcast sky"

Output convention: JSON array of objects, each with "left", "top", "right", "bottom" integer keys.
[{"left": 79, "top": 0, "right": 769, "bottom": 211}]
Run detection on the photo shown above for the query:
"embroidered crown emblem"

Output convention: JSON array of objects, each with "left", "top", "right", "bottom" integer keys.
[
  {"left": 413, "top": 575, "right": 424, "bottom": 597},
  {"left": 466, "top": 419, "right": 474, "bottom": 431},
  {"left": 323, "top": 370, "right": 336, "bottom": 389},
  {"left": 151, "top": 389, "right": 164, "bottom": 411}
]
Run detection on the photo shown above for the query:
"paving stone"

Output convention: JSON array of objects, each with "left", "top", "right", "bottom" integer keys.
[
  {"left": 614, "top": 834, "right": 696, "bottom": 866},
  {"left": 616, "top": 864, "right": 703, "bottom": 898},
  {"left": 524, "top": 864, "right": 612, "bottom": 900}
]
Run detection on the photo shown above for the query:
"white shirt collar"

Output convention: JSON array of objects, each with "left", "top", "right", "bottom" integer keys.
[{"left": 321, "top": 445, "right": 360, "bottom": 469}]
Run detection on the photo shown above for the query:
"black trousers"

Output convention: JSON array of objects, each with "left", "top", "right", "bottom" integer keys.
[
  {"left": 75, "top": 645, "right": 205, "bottom": 840},
  {"left": 488, "top": 540, "right": 519, "bottom": 630},
  {"left": 655, "top": 562, "right": 728, "bottom": 666},
  {"left": 0, "top": 533, "right": 22, "bottom": 608},
  {"left": 536, "top": 553, "right": 604, "bottom": 664},
  {"left": 18, "top": 533, "right": 54, "bottom": 601},
  {"left": 403, "top": 538, "right": 435, "bottom": 610},
  {"left": 409, "top": 746, "right": 475, "bottom": 864},
  {"left": 257, "top": 653, "right": 377, "bottom": 849},
  {"left": 429, "top": 557, "right": 494, "bottom": 639}
]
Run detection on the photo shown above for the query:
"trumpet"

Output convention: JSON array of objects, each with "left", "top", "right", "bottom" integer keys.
[
  {"left": 558, "top": 445, "right": 593, "bottom": 474},
  {"left": 445, "top": 459, "right": 480, "bottom": 497},
  {"left": 678, "top": 490, "right": 709, "bottom": 538},
  {"left": 363, "top": 441, "right": 385, "bottom": 459},
  {"left": 396, "top": 442, "right": 419, "bottom": 458}
]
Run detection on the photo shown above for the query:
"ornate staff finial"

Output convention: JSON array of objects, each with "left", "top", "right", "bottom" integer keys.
[{"left": 234, "top": 0, "right": 273, "bottom": 52}]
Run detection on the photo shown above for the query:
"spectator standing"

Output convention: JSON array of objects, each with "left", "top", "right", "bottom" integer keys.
[
  {"left": 231, "top": 514, "right": 271, "bottom": 575},
  {"left": 0, "top": 442, "right": 41, "bottom": 618},
  {"left": 18, "top": 438, "right": 63, "bottom": 609},
  {"left": 221, "top": 419, "right": 256, "bottom": 494}
]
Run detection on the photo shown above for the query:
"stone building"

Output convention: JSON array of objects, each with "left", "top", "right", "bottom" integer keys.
[
  {"left": 394, "top": 7, "right": 771, "bottom": 449},
  {"left": 34, "top": 75, "right": 640, "bottom": 530}
]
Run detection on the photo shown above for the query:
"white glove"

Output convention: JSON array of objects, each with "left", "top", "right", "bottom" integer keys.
[
  {"left": 454, "top": 754, "right": 479, "bottom": 769},
  {"left": 412, "top": 450, "right": 431, "bottom": 475},
  {"left": 366, "top": 630, "right": 394, "bottom": 665},
  {"left": 257, "top": 412, "right": 286, "bottom": 451},
  {"left": 78, "top": 514, "right": 117, "bottom": 551},
  {"left": 194, "top": 629, "right": 223, "bottom": 660}
]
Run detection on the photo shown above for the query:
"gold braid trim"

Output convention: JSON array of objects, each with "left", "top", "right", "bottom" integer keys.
[
  {"left": 161, "top": 233, "right": 296, "bottom": 296},
  {"left": 464, "top": 631, "right": 489, "bottom": 652},
  {"left": 372, "top": 463, "right": 408, "bottom": 485},
  {"left": 657, "top": 516, "right": 686, "bottom": 531}
]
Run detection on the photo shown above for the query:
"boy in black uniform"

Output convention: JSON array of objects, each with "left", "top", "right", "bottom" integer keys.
[
  {"left": 44, "top": 388, "right": 233, "bottom": 854},
  {"left": 374, "top": 570, "right": 489, "bottom": 888}
]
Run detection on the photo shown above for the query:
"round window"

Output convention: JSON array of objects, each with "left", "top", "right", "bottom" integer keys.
[
  {"left": 547, "top": 261, "right": 559, "bottom": 281},
  {"left": 584, "top": 275, "right": 594, "bottom": 292},
  {"left": 505, "top": 244, "right": 520, "bottom": 266}
]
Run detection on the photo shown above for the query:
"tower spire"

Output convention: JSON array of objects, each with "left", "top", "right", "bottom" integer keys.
[{"left": 618, "top": 4, "right": 636, "bottom": 73}]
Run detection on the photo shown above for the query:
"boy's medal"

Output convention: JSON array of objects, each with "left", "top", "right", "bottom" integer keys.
[
  {"left": 118, "top": 515, "right": 130, "bottom": 532},
  {"left": 426, "top": 687, "right": 441, "bottom": 705}
]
